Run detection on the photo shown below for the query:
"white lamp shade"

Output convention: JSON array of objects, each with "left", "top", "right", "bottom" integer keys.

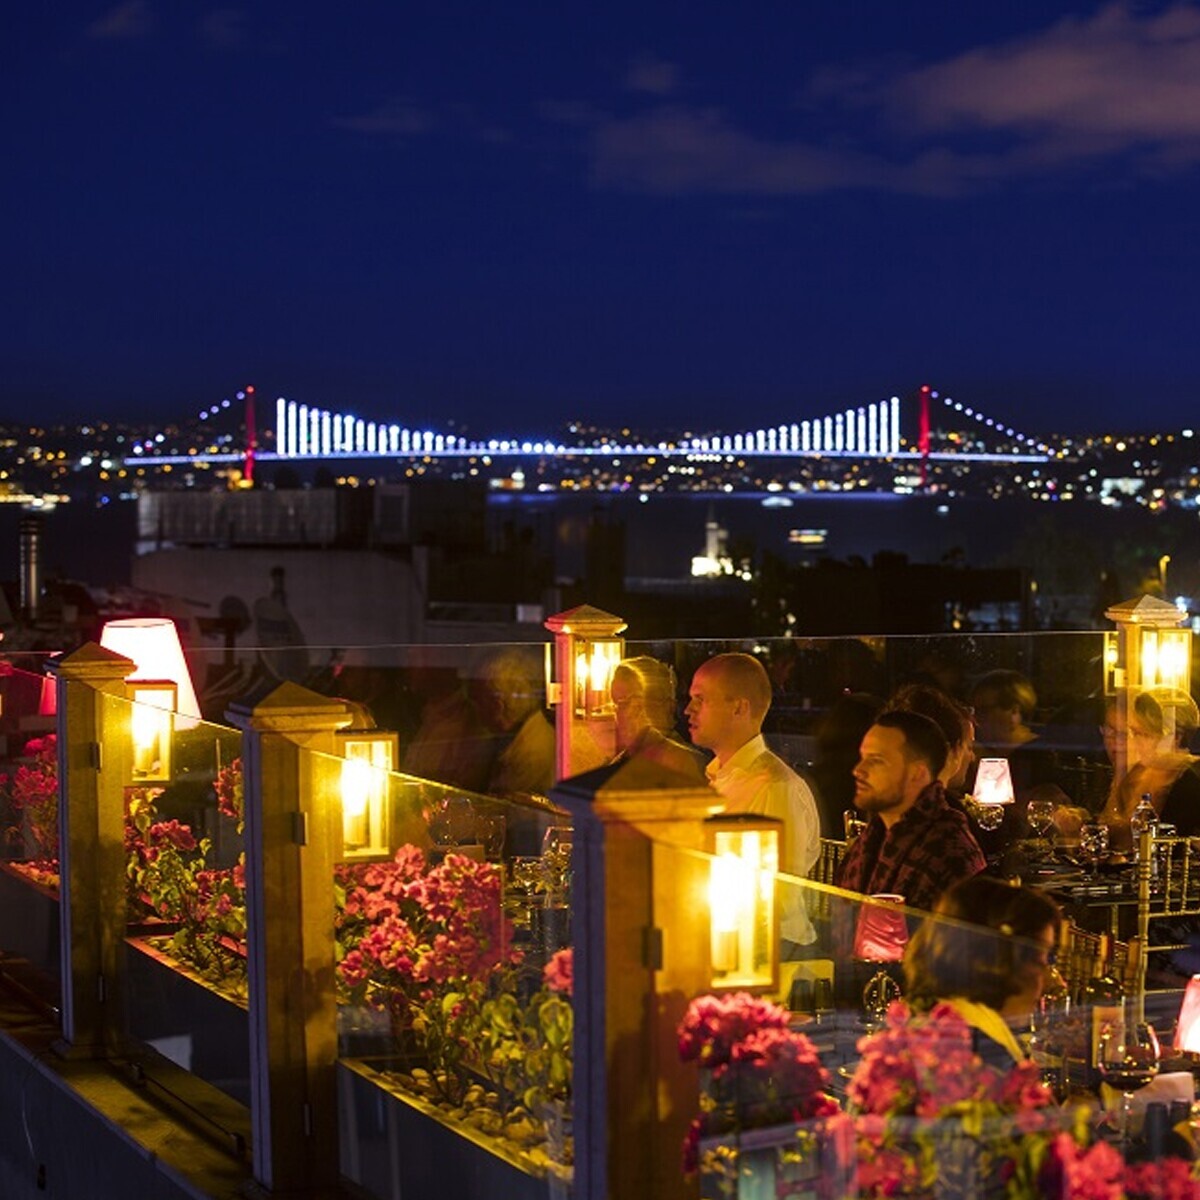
[{"left": 100, "top": 618, "right": 201, "bottom": 723}]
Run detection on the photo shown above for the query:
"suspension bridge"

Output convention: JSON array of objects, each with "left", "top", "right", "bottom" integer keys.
[{"left": 125, "top": 384, "right": 1054, "bottom": 479}]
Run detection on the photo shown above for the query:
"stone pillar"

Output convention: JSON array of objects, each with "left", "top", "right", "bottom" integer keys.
[
  {"left": 51, "top": 642, "right": 134, "bottom": 1056},
  {"left": 552, "top": 759, "right": 722, "bottom": 1200},
  {"left": 227, "top": 681, "right": 352, "bottom": 1197}
]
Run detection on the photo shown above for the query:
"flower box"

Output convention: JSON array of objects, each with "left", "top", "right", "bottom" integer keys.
[
  {"left": 0, "top": 859, "right": 60, "bottom": 984},
  {"left": 337, "top": 1058, "right": 567, "bottom": 1200},
  {"left": 124, "top": 934, "right": 250, "bottom": 1106},
  {"left": 698, "top": 1117, "right": 852, "bottom": 1200}
]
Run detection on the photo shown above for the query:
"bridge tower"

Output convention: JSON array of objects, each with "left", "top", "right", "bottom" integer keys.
[
  {"left": 244, "top": 385, "right": 257, "bottom": 485},
  {"left": 918, "top": 384, "right": 931, "bottom": 488}
]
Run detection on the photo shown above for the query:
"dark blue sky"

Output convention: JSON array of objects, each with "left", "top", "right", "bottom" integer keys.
[{"left": 6, "top": 2, "right": 1200, "bottom": 437}]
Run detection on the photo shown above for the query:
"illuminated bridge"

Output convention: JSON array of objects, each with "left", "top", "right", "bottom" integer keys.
[{"left": 126, "top": 385, "right": 1054, "bottom": 473}]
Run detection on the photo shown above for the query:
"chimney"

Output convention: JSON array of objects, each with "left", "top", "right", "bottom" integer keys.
[{"left": 19, "top": 511, "right": 43, "bottom": 622}]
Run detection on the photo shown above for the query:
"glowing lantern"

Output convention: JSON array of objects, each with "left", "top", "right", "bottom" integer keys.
[
  {"left": 337, "top": 730, "right": 397, "bottom": 859},
  {"left": 706, "top": 816, "right": 779, "bottom": 992},
  {"left": 543, "top": 604, "right": 627, "bottom": 780}
]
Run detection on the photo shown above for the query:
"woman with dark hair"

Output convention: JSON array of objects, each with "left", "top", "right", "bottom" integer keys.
[{"left": 903, "top": 875, "right": 1060, "bottom": 1068}]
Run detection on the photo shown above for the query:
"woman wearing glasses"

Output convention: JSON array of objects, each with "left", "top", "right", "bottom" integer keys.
[{"left": 1099, "top": 687, "right": 1200, "bottom": 850}]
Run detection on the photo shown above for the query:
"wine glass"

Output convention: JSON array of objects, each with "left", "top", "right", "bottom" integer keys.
[
  {"left": 1098, "top": 1005, "right": 1160, "bottom": 1146},
  {"left": 542, "top": 825, "right": 573, "bottom": 897},
  {"left": 1079, "top": 822, "right": 1110, "bottom": 878},
  {"left": 1027, "top": 797, "right": 1057, "bottom": 842}
]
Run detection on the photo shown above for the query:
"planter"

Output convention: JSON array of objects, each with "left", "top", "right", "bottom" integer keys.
[
  {"left": 698, "top": 1118, "right": 852, "bottom": 1200},
  {"left": 0, "top": 860, "right": 60, "bottom": 984},
  {"left": 338, "top": 1058, "right": 569, "bottom": 1200},
  {"left": 124, "top": 935, "right": 250, "bottom": 1106}
]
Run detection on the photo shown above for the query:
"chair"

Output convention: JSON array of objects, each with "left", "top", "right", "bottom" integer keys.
[
  {"left": 1061, "top": 922, "right": 1130, "bottom": 998},
  {"left": 1130, "top": 834, "right": 1200, "bottom": 974},
  {"left": 804, "top": 837, "right": 847, "bottom": 929}
]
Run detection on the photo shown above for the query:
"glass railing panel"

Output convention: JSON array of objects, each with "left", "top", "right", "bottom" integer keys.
[
  {"left": 0, "top": 663, "right": 61, "bottom": 999},
  {"left": 106, "top": 691, "right": 250, "bottom": 1141},
  {"left": 330, "top": 754, "right": 573, "bottom": 1199},
  {"left": 184, "top": 639, "right": 559, "bottom": 803},
  {"left": 181, "top": 629, "right": 1120, "bottom": 835},
  {"left": 679, "top": 858, "right": 1175, "bottom": 1200},
  {"left": 626, "top": 631, "right": 1115, "bottom": 841}
]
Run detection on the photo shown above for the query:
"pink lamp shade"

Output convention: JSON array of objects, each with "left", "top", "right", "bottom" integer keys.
[
  {"left": 1175, "top": 975, "right": 1200, "bottom": 1053},
  {"left": 974, "top": 758, "right": 1015, "bottom": 806},
  {"left": 854, "top": 893, "right": 909, "bottom": 962},
  {"left": 100, "top": 618, "right": 201, "bottom": 724}
]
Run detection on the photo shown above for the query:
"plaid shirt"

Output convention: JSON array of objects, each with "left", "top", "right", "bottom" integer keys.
[{"left": 834, "top": 781, "right": 986, "bottom": 914}]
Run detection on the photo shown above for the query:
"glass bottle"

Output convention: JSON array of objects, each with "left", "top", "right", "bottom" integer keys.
[{"left": 1082, "top": 933, "right": 1125, "bottom": 1069}]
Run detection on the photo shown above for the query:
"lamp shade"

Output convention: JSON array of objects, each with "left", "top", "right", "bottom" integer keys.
[
  {"left": 100, "top": 618, "right": 200, "bottom": 722},
  {"left": 974, "top": 758, "right": 1015, "bottom": 806},
  {"left": 854, "top": 893, "right": 908, "bottom": 962},
  {"left": 1175, "top": 975, "right": 1200, "bottom": 1053}
]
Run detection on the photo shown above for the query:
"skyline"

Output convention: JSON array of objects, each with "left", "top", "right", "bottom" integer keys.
[{"left": 7, "top": 2, "right": 1200, "bottom": 435}]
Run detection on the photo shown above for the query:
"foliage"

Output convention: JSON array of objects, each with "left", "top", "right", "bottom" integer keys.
[
  {"left": 848, "top": 1000, "right": 1060, "bottom": 1199},
  {"left": 680, "top": 994, "right": 1200, "bottom": 1199},
  {"left": 214, "top": 757, "right": 244, "bottom": 833},
  {"left": 335, "top": 846, "right": 574, "bottom": 1169},
  {"left": 2, "top": 734, "right": 59, "bottom": 861},
  {"left": 335, "top": 846, "right": 525, "bottom": 1106},
  {"left": 126, "top": 786, "right": 247, "bottom": 996}
]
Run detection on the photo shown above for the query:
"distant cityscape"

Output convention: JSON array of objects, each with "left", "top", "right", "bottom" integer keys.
[{"left": 1, "top": 386, "right": 1198, "bottom": 512}]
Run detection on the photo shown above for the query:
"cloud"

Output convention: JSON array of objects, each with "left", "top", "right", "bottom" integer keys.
[
  {"left": 623, "top": 54, "right": 680, "bottom": 97},
  {"left": 592, "top": 106, "right": 890, "bottom": 195},
  {"left": 87, "top": 0, "right": 154, "bottom": 40},
  {"left": 891, "top": 2, "right": 1200, "bottom": 146},
  {"left": 330, "top": 98, "right": 436, "bottom": 137},
  {"left": 199, "top": 8, "right": 249, "bottom": 52},
  {"left": 590, "top": 2, "right": 1200, "bottom": 197}
]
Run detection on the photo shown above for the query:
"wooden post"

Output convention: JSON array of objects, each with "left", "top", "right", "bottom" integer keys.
[
  {"left": 553, "top": 758, "right": 722, "bottom": 1200},
  {"left": 51, "top": 642, "right": 134, "bottom": 1057},
  {"left": 227, "top": 681, "right": 353, "bottom": 1197}
]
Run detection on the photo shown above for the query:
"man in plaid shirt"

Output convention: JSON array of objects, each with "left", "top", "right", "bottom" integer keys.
[{"left": 835, "top": 709, "right": 985, "bottom": 913}]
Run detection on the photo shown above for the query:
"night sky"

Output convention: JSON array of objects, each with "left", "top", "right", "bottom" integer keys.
[{"left": 7, "top": 2, "right": 1200, "bottom": 437}]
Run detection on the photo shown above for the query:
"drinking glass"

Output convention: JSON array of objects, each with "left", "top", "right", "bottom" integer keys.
[
  {"left": 542, "top": 825, "right": 573, "bottom": 896},
  {"left": 477, "top": 813, "right": 506, "bottom": 860},
  {"left": 1098, "top": 1005, "right": 1160, "bottom": 1145},
  {"left": 1079, "top": 822, "right": 1110, "bottom": 877},
  {"left": 1027, "top": 797, "right": 1057, "bottom": 841}
]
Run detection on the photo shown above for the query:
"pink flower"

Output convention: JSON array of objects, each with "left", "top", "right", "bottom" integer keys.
[
  {"left": 1124, "top": 1158, "right": 1200, "bottom": 1200},
  {"left": 677, "top": 992, "right": 790, "bottom": 1068},
  {"left": 544, "top": 948, "right": 573, "bottom": 996}
]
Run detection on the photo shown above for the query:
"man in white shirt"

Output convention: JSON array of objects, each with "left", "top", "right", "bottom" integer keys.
[{"left": 686, "top": 652, "right": 820, "bottom": 954}]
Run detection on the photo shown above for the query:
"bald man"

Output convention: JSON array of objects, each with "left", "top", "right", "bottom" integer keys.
[{"left": 687, "top": 652, "right": 820, "bottom": 953}]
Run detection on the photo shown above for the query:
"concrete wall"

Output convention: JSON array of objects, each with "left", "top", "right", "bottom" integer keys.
[
  {"left": 132, "top": 546, "right": 426, "bottom": 658},
  {"left": 0, "top": 1024, "right": 251, "bottom": 1200}
]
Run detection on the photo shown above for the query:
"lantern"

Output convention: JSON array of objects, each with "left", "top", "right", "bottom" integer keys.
[
  {"left": 543, "top": 604, "right": 627, "bottom": 780},
  {"left": 336, "top": 730, "right": 397, "bottom": 859},
  {"left": 129, "top": 680, "right": 176, "bottom": 782},
  {"left": 706, "top": 815, "right": 779, "bottom": 993},
  {"left": 1105, "top": 595, "right": 1192, "bottom": 695}
]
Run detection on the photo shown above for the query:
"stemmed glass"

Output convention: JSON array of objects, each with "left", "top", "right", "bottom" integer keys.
[
  {"left": 1098, "top": 1005, "right": 1160, "bottom": 1146},
  {"left": 1079, "top": 822, "right": 1110, "bottom": 878},
  {"left": 1027, "top": 797, "right": 1057, "bottom": 844},
  {"left": 542, "top": 825, "right": 573, "bottom": 895}
]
